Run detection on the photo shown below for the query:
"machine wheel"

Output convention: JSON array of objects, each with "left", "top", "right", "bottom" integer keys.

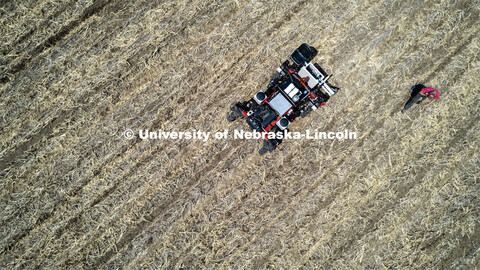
[
  {"left": 259, "top": 140, "right": 277, "bottom": 155},
  {"left": 300, "top": 107, "right": 312, "bottom": 118},
  {"left": 227, "top": 111, "right": 239, "bottom": 122},
  {"left": 259, "top": 146, "right": 269, "bottom": 156},
  {"left": 227, "top": 104, "right": 244, "bottom": 122}
]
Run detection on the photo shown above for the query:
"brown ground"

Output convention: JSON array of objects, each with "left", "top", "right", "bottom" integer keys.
[{"left": 0, "top": 0, "right": 479, "bottom": 269}]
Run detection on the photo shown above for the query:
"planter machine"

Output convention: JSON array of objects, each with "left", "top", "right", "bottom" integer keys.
[{"left": 227, "top": 43, "right": 339, "bottom": 155}]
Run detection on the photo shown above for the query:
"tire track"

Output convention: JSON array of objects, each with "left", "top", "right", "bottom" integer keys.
[
  {"left": 0, "top": 0, "right": 231, "bottom": 258},
  {"left": 0, "top": 0, "right": 76, "bottom": 56},
  {"left": 131, "top": 147, "right": 302, "bottom": 268},
  {"left": 0, "top": 0, "right": 128, "bottom": 168},
  {"left": 35, "top": 120, "right": 222, "bottom": 268},
  {"left": 422, "top": 26, "right": 480, "bottom": 83},
  {"left": 49, "top": 58, "right": 246, "bottom": 259},
  {"left": 0, "top": 0, "right": 154, "bottom": 155},
  {"left": 122, "top": 142, "right": 264, "bottom": 269},
  {"left": 30, "top": 3, "right": 270, "bottom": 266},
  {"left": 443, "top": 216, "right": 480, "bottom": 269},
  {"left": 0, "top": 109, "right": 69, "bottom": 173},
  {"left": 320, "top": 115, "right": 478, "bottom": 270},
  {"left": 222, "top": 121, "right": 385, "bottom": 267},
  {"left": 0, "top": 0, "right": 241, "bottom": 167},
  {"left": 0, "top": 0, "right": 112, "bottom": 84},
  {"left": 0, "top": 0, "right": 241, "bottom": 241},
  {"left": 91, "top": 144, "right": 234, "bottom": 267}
]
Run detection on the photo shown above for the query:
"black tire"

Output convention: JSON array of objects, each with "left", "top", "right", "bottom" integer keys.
[
  {"left": 227, "top": 104, "right": 243, "bottom": 122},
  {"left": 301, "top": 107, "right": 312, "bottom": 118},
  {"left": 259, "top": 140, "right": 277, "bottom": 155},
  {"left": 259, "top": 146, "right": 269, "bottom": 156},
  {"left": 227, "top": 111, "right": 240, "bottom": 122}
]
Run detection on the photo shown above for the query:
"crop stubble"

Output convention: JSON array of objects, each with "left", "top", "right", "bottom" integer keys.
[{"left": 0, "top": 0, "right": 479, "bottom": 269}]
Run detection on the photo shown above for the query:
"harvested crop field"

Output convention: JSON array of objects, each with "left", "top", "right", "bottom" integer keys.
[{"left": 1, "top": 0, "right": 479, "bottom": 269}]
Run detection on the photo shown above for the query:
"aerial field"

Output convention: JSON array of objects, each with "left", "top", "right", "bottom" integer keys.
[{"left": 0, "top": 0, "right": 479, "bottom": 269}]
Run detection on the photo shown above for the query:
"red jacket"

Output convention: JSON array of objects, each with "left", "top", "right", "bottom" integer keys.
[{"left": 421, "top": 87, "right": 440, "bottom": 99}]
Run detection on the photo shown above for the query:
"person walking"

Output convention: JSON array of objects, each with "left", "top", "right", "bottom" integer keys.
[{"left": 401, "top": 84, "right": 439, "bottom": 113}]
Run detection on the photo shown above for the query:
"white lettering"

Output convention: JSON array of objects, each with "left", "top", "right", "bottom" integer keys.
[{"left": 139, "top": 129, "right": 148, "bottom": 139}]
